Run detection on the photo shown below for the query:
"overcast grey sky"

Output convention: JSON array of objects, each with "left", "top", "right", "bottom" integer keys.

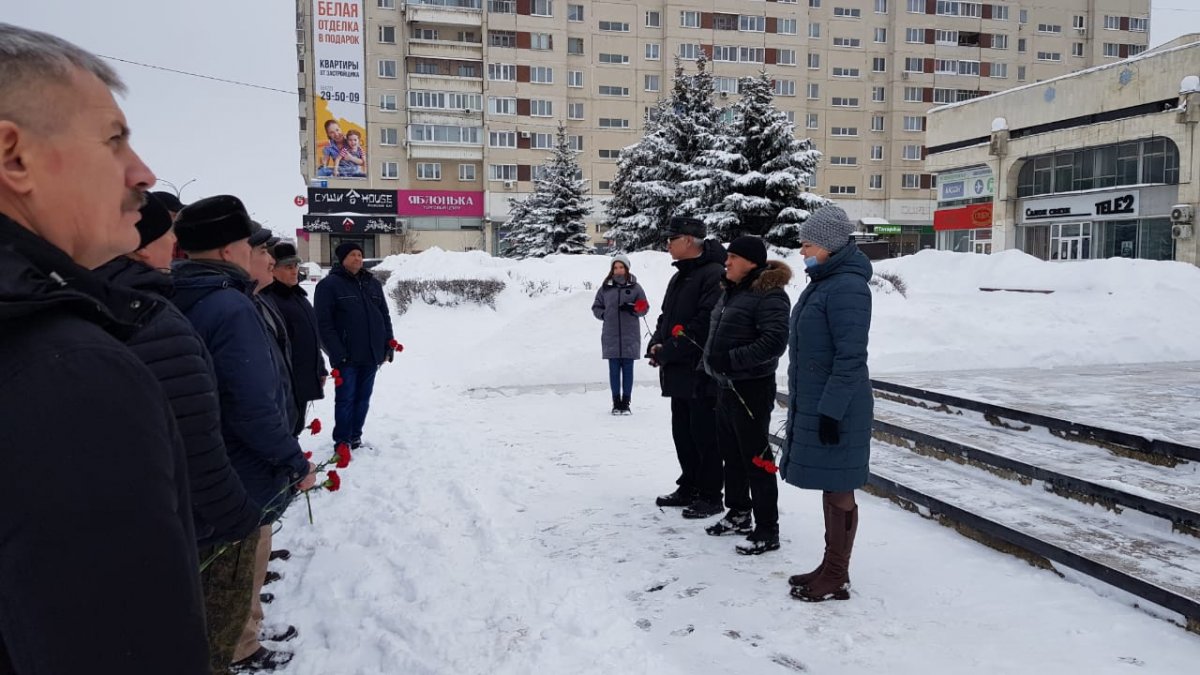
[{"left": 7, "top": 1, "right": 1200, "bottom": 242}]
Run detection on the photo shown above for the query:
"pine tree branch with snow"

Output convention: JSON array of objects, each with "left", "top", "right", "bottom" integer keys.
[{"left": 501, "top": 122, "right": 593, "bottom": 258}]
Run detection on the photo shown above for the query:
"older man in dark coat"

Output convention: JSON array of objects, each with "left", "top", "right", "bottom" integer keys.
[{"left": 263, "top": 241, "right": 328, "bottom": 436}]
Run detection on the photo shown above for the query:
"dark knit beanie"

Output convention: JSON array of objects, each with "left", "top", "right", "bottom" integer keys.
[
  {"left": 335, "top": 241, "right": 364, "bottom": 263},
  {"left": 727, "top": 235, "right": 767, "bottom": 268},
  {"left": 174, "top": 195, "right": 255, "bottom": 252},
  {"left": 150, "top": 190, "right": 185, "bottom": 213},
  {"left": 134, "top": 193, "right": 174, "bottom": 250}
]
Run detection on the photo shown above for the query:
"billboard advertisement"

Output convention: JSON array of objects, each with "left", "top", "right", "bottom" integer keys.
[
  {"left": 303, "top": 215, "right": 397, "bottom": 234},
  {"left": 937, "top": 166, "right": 994, "bottom": 204},
  {"left": 398, "top": 190, "right": 486, "bottom": 218},
  {"left": 312, "top": 1, "right": 367, "bottom": 180},
  {"left": 307, "top": 188, "right": 397, "bottom": 214}
]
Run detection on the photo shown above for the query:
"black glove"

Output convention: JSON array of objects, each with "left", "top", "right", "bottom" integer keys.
[
  {"left": 818, "top": 415, "right": 840, "bottom": 446},
  {"left": 707, "top": 350, "right": 733, "bottom": 374},
  {"left": 619, "top": 303, "right": 637, "bottom": 315}
]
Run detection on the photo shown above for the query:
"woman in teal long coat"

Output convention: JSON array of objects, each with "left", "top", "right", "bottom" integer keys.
[{"left": 779, "top": 205, "right": 873, "bottom": 602}]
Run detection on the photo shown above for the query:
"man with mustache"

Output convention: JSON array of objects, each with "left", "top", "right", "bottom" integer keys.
[{"left": 0, "top": 23, "right": 209, "bottom": 674}]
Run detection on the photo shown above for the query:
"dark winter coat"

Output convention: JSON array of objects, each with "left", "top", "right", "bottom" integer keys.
[
  {"left": 263, "top": 280, "right": 328, "bottom": 405},
  {"left": 256, "top": 293, "right": 300, "bottom": 432},
  {"left": 0, "top": 215, "right": 209, "bottom": 674},
  {"left": 780, "top": 242, "right": 874, "bottom": 492},
  {"left": 172, "top": 259, "right": 309, "bottom": 523},
  {"left": 702, "top": 261, "right": 792, "bottom": 384},
  {"left": 591, "top": 275, "right": 650, "bottom": 360},
  {"left": 649, "top": 238, "right": 728, "bottom": 398},
  {"left": 314, "top": 265, "right": 394, "bottom": 368},
  {"left": 95, "top": 256, "right": 260, "bottom": 548}
]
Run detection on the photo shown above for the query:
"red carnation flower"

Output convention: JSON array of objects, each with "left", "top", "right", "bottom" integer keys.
[
  {"left": 751, "top": 455, "right": 765, "bottom": 468},
  {"left": 633, "top": 298, "right": 649, "bottom": 314},
  {"left": 334, "top": 377, "right": 344, "bottom": 387},
  {"left": 324, "top": 471, "right": 341, "bottom": 492},
  {"left": 763, "top": 461, "right": 779, "bottom": 474},
  {"left": 671, "top": 324, "right": 685, "bottom": 338},
  {"left": 308, "top": 418, "right": 322, "bottom": 435},
  {"left": 335, "top": 442, "right": 352, "bottom": 469},
  {"left": 388, "top": 339, "right": 404, "bottom": 353},
  {"left": 330, "top": 368, "right": 340, "bottom": 379},
  {"left": 304, "top": 451, "right": 313, "bottom": 460}
]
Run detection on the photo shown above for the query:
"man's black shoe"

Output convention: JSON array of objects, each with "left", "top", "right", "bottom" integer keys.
[
  {"left": 655, "top": 488, "right": 695, "bottom": 508},
  {"left": 681, "top": 499, "right": 723, "bottom": 519}
]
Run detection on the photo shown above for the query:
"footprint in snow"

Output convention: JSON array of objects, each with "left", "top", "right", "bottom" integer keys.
[{"left": 670, "top": 624, "right": 695, "bottom": 637}]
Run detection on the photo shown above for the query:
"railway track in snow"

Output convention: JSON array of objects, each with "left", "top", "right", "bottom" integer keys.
[{"left": 771, "top": 381, "right": 1200, "bottom": 634}]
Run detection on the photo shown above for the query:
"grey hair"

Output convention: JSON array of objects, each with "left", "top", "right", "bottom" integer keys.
[{"left": 0, "top": 23, "right": 124, "bottom": 125}]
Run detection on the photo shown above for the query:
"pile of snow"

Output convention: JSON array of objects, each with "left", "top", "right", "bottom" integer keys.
[{"left": 376, "top": 247, "right": 1200, "bottom": 384}]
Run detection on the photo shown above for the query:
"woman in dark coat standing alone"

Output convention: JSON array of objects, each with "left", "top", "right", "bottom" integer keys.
[
  {"left": 780, "top": 205, "right": 874, "bottom": 602},
  {"left": 591, "top": 254, "right": 650, "bottom": 414}
]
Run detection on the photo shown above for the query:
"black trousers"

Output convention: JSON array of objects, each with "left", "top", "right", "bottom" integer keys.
[
  {"left": 716, "top": 376, "right": 779, "bottom": 532},
  {"left": 670, "top": 396, "right": 723, "bottom": 504}
]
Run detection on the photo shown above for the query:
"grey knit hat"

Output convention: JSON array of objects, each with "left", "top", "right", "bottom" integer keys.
[
  {"left": 611, "top": 253, "right": 631, "bottom": 272},
  {"left": 798, "top": 206, "right": 855, "bottom": 253}
]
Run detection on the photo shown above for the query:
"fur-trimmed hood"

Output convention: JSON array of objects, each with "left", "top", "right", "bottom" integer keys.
[{"left": 751, "top": 260, "right": 792, "bottom": 292}]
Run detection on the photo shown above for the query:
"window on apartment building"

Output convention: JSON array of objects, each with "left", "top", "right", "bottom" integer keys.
[
  {"left": 808, "top": 53, "right": 820, "bottom": 69},
  {"left": 645, "top": 74, "right": 660, "bottom": 91},
  {"left": 994, "top": 4, "right": 1009, "bottom": 20},
  {"left": 378, "top": 60, "right": 397, "bottom": 78},
  {"left": 599, "top": 85, "right": 630, "bottom": 96},
  {"left": 1019, "top": 9, "right": 1028, "bottom": 23},
  {"left": 1037, "top": 51, "right": 1062, "bottom": 62},
  {"left": 598, "top": 181, "right": 612, "bottom": 191},
  {"left": 646, "top": 11, "right": 661, "bottom": 28},
  {"left": 381, "top": 162, "right": 399, "bottom": 179},
  {"left": 935, "top": 29, "right": 956, "bottom": 45},
  {"left": 740, "top": 15, "right": 767, "bottom": 32},
  {"left": 832, "top": 37, "right": 861, "bottom": 48},
  {"left": 959, "top": 60, "right": 980, "bottom": 75},
  {"left": 599, "top": 21, "right": 630, "bottom": 32},
  {"left": 489, "top": 131, "right": 516, "bottom": 148},
  {"left": 834, "top": 7, "right": 862, "bottom": 18},
  {"left": 1037, "top": 24, "right": 1062, "bottom": 35},
  {"left": 904, "top": 57, "right": 923, "bottom": 72},
  {"left": 1129, "top": 44, "right": 1146, "bottom": 55},
  {"left": 831, "top": 126, "right": 858, "bottom": 136},
  {"left": 904, "top": 86, "right": 922, "bottom": 102},
  {"left": 779, "top": 19, "right": 798, "bottom": 35},
  {"left": 833, "top": 67, "right": 861, "bottom": 77},
  {"left": 810, "top": 0, "right": 821, "bottom": 6},
  {"left": 488, "top": 0, "right": 515, "bottom": 13},
  {"left": 875, "top": 0, "right": 888, "bottom": 12},
  {"left": 568, "top": 102, "right": 584, "bottom": 119},
  {"left": 992, "top": 34, "right": 1008, "bottom": 49},
  {"left": 599, "top": 53, "right": 630, "bottom": 65},
  {"left": 902, "top": 144, "right": 923, "bottom": 160},
  {"left": 1104, "top": 16, "right": 1120, "bottom": 30},
  {"left": 901, "top": 173, "right": 921, "bottom": 189},
  {"left": 903, "top": 115, "right": 923, "bottom": 131},
  {"left": 1018, "top": 65, "right": 1026, "bottom": 81},
  {"left": 598, "top": 149, "right": 621, "bottom": 159},
  {"left": 568, "top": 37, "right": 584, "bottom": 55},
  {"left": 379, "top": 0, "right": 395, "bottom": 7},
  {"left": 417, "top": 163, "right": 441, "bottom": 180},
  {"left": 774, "top": 79, "right": 796, "bottom": 96},
  {"left": 488, "top": 63, "right": 516, "bottom": 81},
  {"left": 806, "top": 113, "right": 819, "bottom": 129},
  {"left": 598, "top": 118, "right": 630, "bottom": 128},
  {"left": 869, "top": 175, "right": 883, "bottom": 189},
  {"left": 380, "top": 128, "right": 399, "bottom": 146},
  {"left": 459, "top": 164, "right": 476, "bottom": 181},
  {"left": 531, "top": 66, "right": 553, "bottom": 83},
  {"left": 1103, "top": 43, "right": 1119, "bottom": 58},
  {"left": 906, "top": 0, "right": 923, "bottom": 12},
  {"left": 379, "top": 25, "right": 396, "bottom": 43},
  {"left": 991, "top": 63, "right": 1008, "bottom": 78},
  {"left": 488, "top": 97, "right": 517, "bottom": 115},
  {"left": 809, "top": 23, "right": 821, "bottom": 38},
  {"left": 1018, "top": 38, "right": 1026, "bottom": 52},
  {"left": 829, "top": 185, "right": 857, "bottom": 195},
  {"left": 531, "top": 0, "right": 552, "bottom": 17},
  {"left": 489, "top": 164, "right": 517, "bottom": 181},
  {"left": 412, "top": 28, "right": 439, "bottom": 40},
  {"left": 531, "top": 133, "right": 553, "bottom": 149},
  {"left": 872, "top": 57, "right": 886, "bottom": 72},
  {"left": 714, "top": 77, "right": 738, "bottom": 93},
  {"left": 567, "top": 4, "right": 583, "bottom": 21},
  {"left": 679, "top": 43, "right": 701, "bottom": 60},
  {"left": 807, "top": 82, "right": 820, "bottom": 99},
  {"left": 871, "top": 145, "right": 884, "bottom": 160},
  {"left": 874, "top": 28, "right": 887, "bottom": 43},
  {"left": 829, "top": 156, "right": 858, "bottom": 166},
  {"left": 1072, "top": 15, "right": 1085, "bottom": 30},
  {"left": 740, "top": 47, "right": 765, "bottom": 63},
  {"left": 489, "top": 30, "right": 517, "bottom": 48},
  {"left": 1130, "top": 17, "right": 1148, "bottom": 32},
  {"left": 681, "top": 11, "right": 700, "bottom": 28},
  {"left": 529, "top": 99, "right": 553, "bottom": 116},
  {"left": 906, "top": 28, "right": 923, "bottom": 43},
  {"left": 380, "top": 93, "right": 398, "bottom": 111},
  {"left": 935, "top": 59, "right": 957, "bottom": 74},
  {"left": 714, "top": 14, "right": 738, "bottom": 31},
  {"left": 568, "top": 70, "right": 583, "bottom": 87},
  {"left": 567, "top": 135, "right": 583, "bottom": 151},
  {"left": 871, "top": 115, "right": 885, "bottom": 131},
  {"left": 531, "top": 33, "right": 552, "bottom": 50},
  {"left": 1072, "top": 43, "right": 1085, "bottom": 57},
  {"left": 646, "top": 43, "right": 660, "bottom": 60},
  {"left": 872, "top": 86, "right": 886, "bottom": 102}
]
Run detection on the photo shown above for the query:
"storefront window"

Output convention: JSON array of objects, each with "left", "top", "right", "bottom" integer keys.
[
  {"left": 409, "top": 217, "right": 484, "bottom": 230},
  {"left": 329, "top": 235, "right": 376, "bottom": 260},
  {"left": 1101, "top": 220, "right": 1139, "bottom": 258},
  {"left": 1139, "top": 218, "right": 1175, "bottom": 261},
  {"left": 1018, "top": 137, "right": 1179, "bottom": 197}
]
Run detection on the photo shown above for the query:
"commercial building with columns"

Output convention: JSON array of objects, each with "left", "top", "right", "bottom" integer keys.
[{"left": 924, "top": 35, "right": 1200, "bottom": 265}]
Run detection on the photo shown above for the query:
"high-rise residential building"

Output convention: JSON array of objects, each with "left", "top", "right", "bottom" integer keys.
[{"left": 295, "top": 0, "right": 1151, "bottom": 261}]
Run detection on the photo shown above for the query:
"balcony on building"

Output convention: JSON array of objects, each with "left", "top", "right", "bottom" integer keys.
[
  {"left": 406, "top": 0, "right": 483, "bottom": 27},
  {"left": 406, "top": 56, "right": 484, "bottom": 91},
  {"left": 408, "top": 23, "right": 484, "bottom": 60}
]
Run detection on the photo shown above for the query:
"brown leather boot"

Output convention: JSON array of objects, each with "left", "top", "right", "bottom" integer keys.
[
  {"left": 788, "top": 495, "right": 833, "bottom": 587},
  {"left": 791, "top": 504, "right": 858, "bottom": 602}
]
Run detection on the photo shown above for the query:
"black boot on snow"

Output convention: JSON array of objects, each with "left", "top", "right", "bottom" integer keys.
[
  {"left": 230, "top": 646, "right": 293, "bottom": 673},
  {"left": 681, "top": 499, "right": 724, "bottom": 519},
  {"left": 735, "top": 528, "right": 781, "bottom": 555},
  {"left": 705, "top": 509, "right": 753, "bottom": 536},
  {"left": 611, "top": 396, "right": 622, "bottom": 415},
  {"left": 655, "top": 488, "right": 696, "bottom": 508},
  {"left": 619, "top": 397, "right": 632, "bottom": 415}
]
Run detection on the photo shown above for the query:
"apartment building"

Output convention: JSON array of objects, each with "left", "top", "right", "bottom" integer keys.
[{"left": 295, "top": 0, "right": 1151, "bottom": 261}]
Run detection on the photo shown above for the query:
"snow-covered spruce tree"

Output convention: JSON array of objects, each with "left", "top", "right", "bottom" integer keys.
[
  {"left": 604, "top": 55, "right": 726, "bottom": 250},
  {"left": 697, "top": 71, "right": 829, "bottom": 247},
  {"left": 502, "top": 121, "right": 593, "bottom": 258}
]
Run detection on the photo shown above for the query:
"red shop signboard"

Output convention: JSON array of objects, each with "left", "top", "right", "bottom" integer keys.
[
  {"left": 934, "top": 202, "right": 993, "bottom": 231},
  {"left": 398, "top": 190, "right": 485, "bottom": 218}
]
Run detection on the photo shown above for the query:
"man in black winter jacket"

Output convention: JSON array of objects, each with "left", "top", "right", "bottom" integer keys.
[
  {"left": 0, "top": 24, "right": 208, "bottom": 674},
  {"left": 701, "top": 236, "right": 792, "bottom": 555},
  {"left": 646, "top": 216, "right": 727, "bottom": 519},
  {"left": 264, "top": 241, "right": 329, "bottom": 436}
]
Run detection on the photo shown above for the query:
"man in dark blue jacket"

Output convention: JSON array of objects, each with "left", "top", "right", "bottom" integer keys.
[
  {"left": 264, "top": 241, "right": 328, "bottom": 436},
  {"left": 315, "top": 241, "right": 395, "bottom": 449},
  {"left": 0, "top": 23, "right": 208, "bottom": 674},
  {"left": 172, "top": 195, "right": 315, "bottom": 673}
]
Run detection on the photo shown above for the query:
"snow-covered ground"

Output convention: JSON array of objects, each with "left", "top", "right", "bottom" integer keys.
[{"left": 274, "top": 249, "right": 1200, "bottom": 674}]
